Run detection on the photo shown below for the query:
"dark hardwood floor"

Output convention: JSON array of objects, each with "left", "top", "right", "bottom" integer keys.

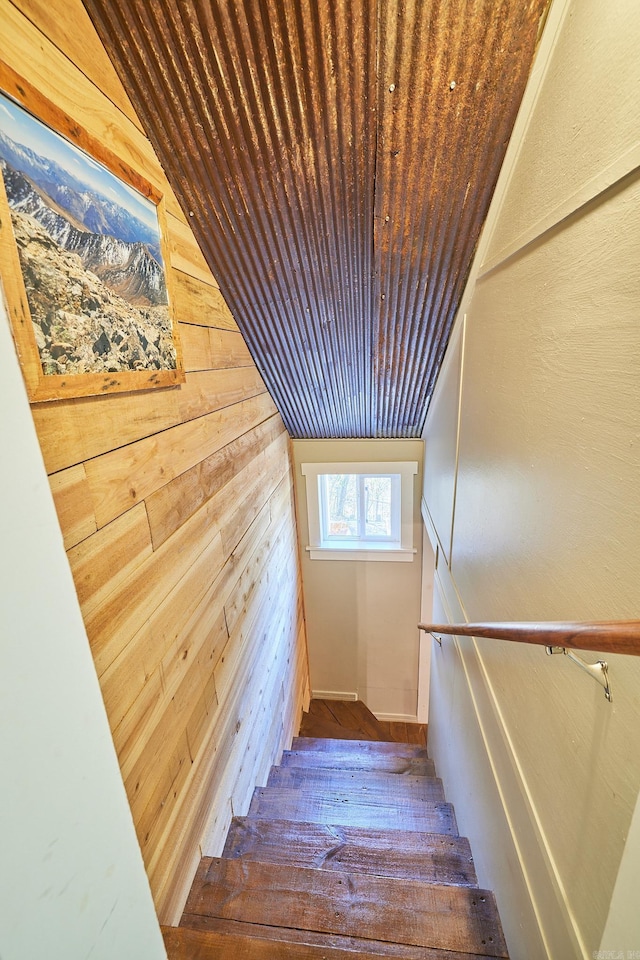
[{"left": 299, "top": 697, "right": 428, "bottom": 746}]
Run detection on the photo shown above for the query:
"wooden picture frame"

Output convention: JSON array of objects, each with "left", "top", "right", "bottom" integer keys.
[{"left": 0, "top": 63, "right": 184, "bottom": 402}]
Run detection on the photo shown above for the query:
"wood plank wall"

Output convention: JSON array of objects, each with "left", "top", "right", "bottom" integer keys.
[{"left": 0, "top": 0, "right": 309, "bottom": 923}]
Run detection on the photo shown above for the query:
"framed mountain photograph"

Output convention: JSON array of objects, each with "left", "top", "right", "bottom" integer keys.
[{"left": 0, "top": 75, "right": 184, "bottom": 401}]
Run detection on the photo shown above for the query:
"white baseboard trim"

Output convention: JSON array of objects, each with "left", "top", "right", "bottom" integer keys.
[
  {"left": 310, "top": 689, "right": 358, "bottom": 701},
  {"left": 373, "top": 711, "right": 420, "bottom": 724},
  {"left": 309, "top": 692, "right": 420, "bottom": 723}
]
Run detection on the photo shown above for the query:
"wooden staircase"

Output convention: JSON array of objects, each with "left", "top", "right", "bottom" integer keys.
[{"left": 163, "top": 701, "right": 508, "bottom": 958}]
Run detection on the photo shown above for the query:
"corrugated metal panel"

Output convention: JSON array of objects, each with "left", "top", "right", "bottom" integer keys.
[
  {"left": 373, "top": 0, "right": 548, "bottom": 436},
  {"left": 82, "top": 0, "right": 547, "bottom": 438}
]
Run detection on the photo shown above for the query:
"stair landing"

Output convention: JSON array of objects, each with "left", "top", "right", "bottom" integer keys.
[{"left": 299, "top": 697, "right": 428, "bottom": 744}]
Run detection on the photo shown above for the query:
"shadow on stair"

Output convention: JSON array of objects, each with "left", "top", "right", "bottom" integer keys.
[{"left": 162, "top": 699, "right": 508, "bottom": 958}]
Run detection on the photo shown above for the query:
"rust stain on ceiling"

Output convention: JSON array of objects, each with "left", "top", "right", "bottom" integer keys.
[{"left": 82, "top": 0, "right": 549, "bottom": 437}]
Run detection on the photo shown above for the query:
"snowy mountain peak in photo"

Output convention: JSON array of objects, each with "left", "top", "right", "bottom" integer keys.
[
  {"left": 0, "top": 127, "right": 162, "bottom": 262},
  {"left": 2, "top": 159, "right": 167, "bottom": 307}
]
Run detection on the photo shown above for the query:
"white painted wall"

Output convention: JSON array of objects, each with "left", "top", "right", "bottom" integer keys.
[
  {"left": 0, "top": 294, "right": 166, "bottom": 959},
  {"left": 292, "top": 439, "right": 424, "bottom": 720},
  {"left": 422, "top": 0, "right": 640, "bottom": 956},
  {"left": 599, "top": 787, "right": 640, "bottom": 955}
]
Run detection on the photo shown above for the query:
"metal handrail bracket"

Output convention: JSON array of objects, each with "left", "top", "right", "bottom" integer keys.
[
  {"left": 545, "top": 646, "right": 612, "bottom": 703},
  {"left": 418, "top": 620, "right": 621, "bottom": 701}
]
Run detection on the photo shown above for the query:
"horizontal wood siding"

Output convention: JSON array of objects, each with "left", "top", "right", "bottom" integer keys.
[{"left": 1, "top": 0, "right": 309, "bottom": 923}]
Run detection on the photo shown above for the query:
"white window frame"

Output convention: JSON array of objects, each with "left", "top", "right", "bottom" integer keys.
[{"left": 301, "top": 461, "right": 418, "bottom": 562}]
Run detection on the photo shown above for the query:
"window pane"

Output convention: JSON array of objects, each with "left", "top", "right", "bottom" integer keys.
[
  {"left": 364, "top": 475, "right": 392, "bottom": 537},
  {"left": 326, "top": 473, "right": 358, "bottom": 537}
]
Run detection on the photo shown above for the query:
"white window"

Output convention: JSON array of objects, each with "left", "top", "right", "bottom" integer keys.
[{"left": 301, "top": 461, "right": 418, "bottom": 561}]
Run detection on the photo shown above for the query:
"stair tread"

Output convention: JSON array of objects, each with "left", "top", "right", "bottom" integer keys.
[
  {"left": 249, "top": 786, "right": 458, "bottom": 834},
  {"left": 281, "top": 748, "right": 435, "bottom": 775},
  {"left": 177, "top": 918, "right": 504, "bottom": 960},
  {"left": 183, "top": 857, "right": 507, "bottom": 957},
  {"left": 267, "top": 765, "right": 445, "bottom": 800},
  {"left": 222, "top": 817, "right": 478, "bottom": 886},
  {"left": 292, "top": 736, "right": 430, "bottom": 758}
]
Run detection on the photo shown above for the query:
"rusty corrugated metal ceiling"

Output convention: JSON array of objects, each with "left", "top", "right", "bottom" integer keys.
[{"left": 83, "top": 0, "right": 548, "bottom": 437}]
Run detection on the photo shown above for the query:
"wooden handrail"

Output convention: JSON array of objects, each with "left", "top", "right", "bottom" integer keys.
[{"left": 418, "top": 621, "right": 640, "bottom": 657}]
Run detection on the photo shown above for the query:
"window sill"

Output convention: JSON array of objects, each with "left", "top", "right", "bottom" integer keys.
[{"left": 306, "top": 545, "right": 417, "bottom": 562}]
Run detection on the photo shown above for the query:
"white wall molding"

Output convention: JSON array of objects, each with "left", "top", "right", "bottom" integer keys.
[
  {"left": 310, "top": 689, "right": 358, "bottom": 702},
  {"left": 430, "top": 563, "right": 587, "bottom": 959},
  {"left": 421, "top": 496, "right": 442, "bottom": 561},
  {"left": 462, "top": 0, "right": 574, "bottom": 286},
  {"left": 479, "top": 148, "right": 640, "bottom": 279},
  {"left": 372, "top": 712, "right": 420, "bottom": 724},
  {"left": 458, "top": 637, "right": 587, "bottom": 957}
]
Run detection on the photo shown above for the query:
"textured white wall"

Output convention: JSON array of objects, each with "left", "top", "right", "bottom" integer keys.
[
  {"left": 599, "top": 787, "right": 640, "bottom": 954},
  {"left": 0, "top": 294, "right": 166, "bottom": 960},
  {"left": 422, "top": 0, "right": 640, "bottom": 956},
  {"left": 292, "top": 439, "right": 424, "bottom": 720}
]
